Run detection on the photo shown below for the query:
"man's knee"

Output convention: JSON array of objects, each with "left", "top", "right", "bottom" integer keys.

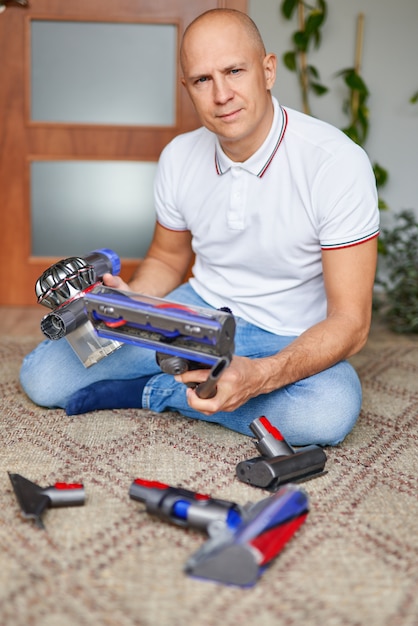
[
  {"left": 296, "top": 361, "right": 361, "bottom": 446},
  {"left": 263, "top": 361, "right": 362, "bottom": 446},
  {"left": 20, "top": 358, "right": 53, "bottom": 408},
  {"left": 19, "top": 341, "right": 71, "bottom": 408}
]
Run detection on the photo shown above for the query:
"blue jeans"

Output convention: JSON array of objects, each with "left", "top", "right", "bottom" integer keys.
[{"left": 20, "top": 283, "right": 362, "bottom": 446}]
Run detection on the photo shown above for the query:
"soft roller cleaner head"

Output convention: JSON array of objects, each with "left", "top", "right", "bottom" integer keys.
[{"left": 236, "top": 416, "right": 327, "bottom": 491}]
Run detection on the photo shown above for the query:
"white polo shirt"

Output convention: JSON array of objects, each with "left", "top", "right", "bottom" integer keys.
[{"left": 154, "top": 97, "right": 379, "bottom": 336}]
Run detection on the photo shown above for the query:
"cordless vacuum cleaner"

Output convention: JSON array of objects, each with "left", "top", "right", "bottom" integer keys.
[{"left": 36, "top": 250, "right": 235, "bottom": 398}]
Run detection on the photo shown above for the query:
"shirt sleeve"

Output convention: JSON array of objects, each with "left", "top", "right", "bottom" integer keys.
[
  {"left": 154, "top": 139, "right": 189, "bottom": 232},
  {"left": 315, "top": 142, "right": 380, "bottom": 250}
]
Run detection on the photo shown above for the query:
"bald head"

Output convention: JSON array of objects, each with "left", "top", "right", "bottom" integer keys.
[{"left": 180, "top": 9, "right": 266, "bottom": 73}]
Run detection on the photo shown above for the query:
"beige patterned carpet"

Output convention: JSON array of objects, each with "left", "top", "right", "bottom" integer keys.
[{"left": 0, "top": 324, "right": 417, "bottom": 626}]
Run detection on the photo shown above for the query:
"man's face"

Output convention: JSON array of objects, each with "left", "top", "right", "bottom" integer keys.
[{"left": 181, "top": 17, "right": 276, "bottom": 161}]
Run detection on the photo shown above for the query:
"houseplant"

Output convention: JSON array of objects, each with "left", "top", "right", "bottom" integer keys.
[{"left": 375, "top": 210, "right": 418, "bottom": 334}]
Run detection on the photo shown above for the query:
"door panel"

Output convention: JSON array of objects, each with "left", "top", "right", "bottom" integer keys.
[
  {"left": 0, "top": 0, "right": 247, "bottom": 304},
  {"left": 30, "top": 20, "right": 177, "bottom": 125},
  {"left": 30, "top": 160, "right": 158, "bottom": 258}
]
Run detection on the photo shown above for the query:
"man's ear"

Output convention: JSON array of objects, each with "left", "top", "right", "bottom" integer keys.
[{"left": 263, "top": 53, "right": 277, "bottom": 90}]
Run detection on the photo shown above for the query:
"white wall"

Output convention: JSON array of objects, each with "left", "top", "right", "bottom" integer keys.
[{"left": 249, "top": 0, "right": 418, "bottom": 229}]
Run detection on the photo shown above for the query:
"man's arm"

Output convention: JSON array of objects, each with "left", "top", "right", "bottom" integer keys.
[
  {"left": 104, "top": 223, "right": 193, "bottom": 297},
  {"left": 178, "top": 238, "right": 378, "bottom": 415}
]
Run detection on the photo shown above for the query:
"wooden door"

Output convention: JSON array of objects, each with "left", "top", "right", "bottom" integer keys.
[{"left": 0, "top": 0, "right": 247, "bottom": 305}]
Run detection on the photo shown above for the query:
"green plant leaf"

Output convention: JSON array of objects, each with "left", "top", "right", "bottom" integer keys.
[
  {"left": 410, "top": 91, "right": 418, "bottom": 104},
  {"left": 310, "top": 82, "right": 328, "bottom": 95},
  {"left": 357, "top": 104, "right": 369, "bottom": 124},
  {"left": 305, "top": 12, "right": 325, "bottom": 36},
  {"left": 373, "top": 162, "right": 388, "bottom": 188},
  {"left": 378, "top": 197, "right": 389, "bottom": 211},
  {"left": 293, "top": 30, "right": 309, "bottom": 51},
  {"left": 356, "top": 109, "right": 369, "bottom": 144},
  {"left": 344, "top": 71, "right": 369, "bottom": 95},
  {"left": 283, "top": 51, "right": 297, "bottom": 71},
  {"left": 317, "top": 0, "right": 328, "bottom": 19},
  {"left": 281, "top": 0, "right": 298, "bottom": 20},
  {"left": 358, "top": 90, "right": 368, "bottom": 108},
  {"left": 307, "top": 64, "right": 319, "bottom": 79}
]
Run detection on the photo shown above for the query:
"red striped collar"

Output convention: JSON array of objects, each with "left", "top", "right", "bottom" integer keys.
[{"left": 215, "top": 101, "right": 288, "bottom": 177}]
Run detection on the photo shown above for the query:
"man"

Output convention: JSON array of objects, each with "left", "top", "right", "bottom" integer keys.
[{"left": 20, "top": 9, "right": 379, "bottom": 446}]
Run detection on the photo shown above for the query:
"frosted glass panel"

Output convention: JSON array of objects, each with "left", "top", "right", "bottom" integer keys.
[
  {"left": 31, "top": 161, "right": 157, "bottom": 258},
  {"left": 31, "top": 20, "right": 176, "bottom": 125}
]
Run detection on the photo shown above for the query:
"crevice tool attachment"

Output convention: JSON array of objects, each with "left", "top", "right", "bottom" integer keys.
[{"left": 8, "top": 472, "right": 85, "bottom": 529}]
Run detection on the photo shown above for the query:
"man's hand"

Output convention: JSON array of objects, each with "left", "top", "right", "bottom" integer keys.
[
  {"left": 102, "top": 273, "right": 132, "bottom": 292},
  {"left": 175, "top": 356, "right": 260, "bottom": 415}
]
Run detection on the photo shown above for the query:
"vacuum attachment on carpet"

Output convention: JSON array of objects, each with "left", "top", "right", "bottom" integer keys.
[
  {"left": 129, "top": 478, "right": 309, "bottom": 587},
  {"left": 236, "top": 416, "right": 328, "bottom": 490},
  {"left": 8, "top": 472, "right": 85, "bottom": 529}
]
